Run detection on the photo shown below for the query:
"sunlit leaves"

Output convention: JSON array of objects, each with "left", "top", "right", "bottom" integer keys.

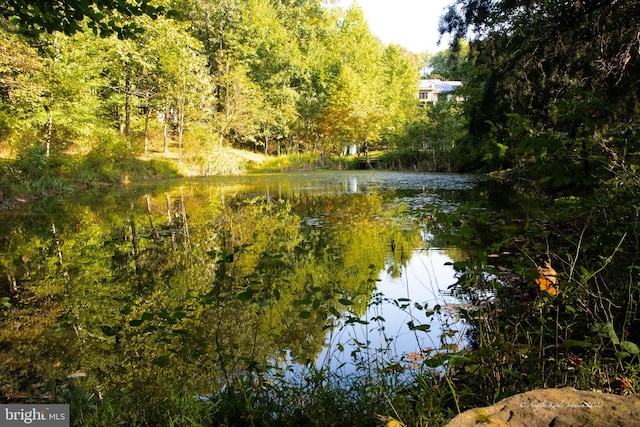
[{"left": 0, "top": 0, "right": 170, "bottom": 38}]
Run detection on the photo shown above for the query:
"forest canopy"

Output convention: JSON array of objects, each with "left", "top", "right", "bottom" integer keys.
[
  {"left": 0, "top": 0, "right": 427, "bottom": 167},
  {"left": 0, "top": 0, "right": 170, "bottom": 37},
  {"left": 440, "top": 0, "right": 640, "bottom": 177}
]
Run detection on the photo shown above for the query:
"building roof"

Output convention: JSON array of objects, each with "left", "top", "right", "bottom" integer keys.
[{"left": 419, "top": 79, "right": 463, "bottom": 93}]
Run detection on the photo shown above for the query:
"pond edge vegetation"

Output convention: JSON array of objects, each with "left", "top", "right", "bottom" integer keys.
[{"left": 1, "top": 0, "right": 640, "bottom": 426}]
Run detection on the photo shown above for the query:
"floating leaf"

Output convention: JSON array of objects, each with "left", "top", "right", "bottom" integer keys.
[
  {"left": 294, "top": 298, "right": 312, "bottom": 307},
  {"left": 153, "top": 355, "right": 171, "bottom": 367},
  {"left": 345, "top": 316, "right": 368, "bottom": 325},
  {"left": 100, "top": 326, "right": 117, "bottom": 337},
  {"left": 236, "top": 291, "right": 254, "bottom": 301}
]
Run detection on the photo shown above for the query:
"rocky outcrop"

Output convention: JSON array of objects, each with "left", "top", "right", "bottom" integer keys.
[{"left": 445, "top": 387, "right": 640, "bottom": 427}]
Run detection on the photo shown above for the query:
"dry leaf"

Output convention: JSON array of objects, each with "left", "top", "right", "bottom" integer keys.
[{"left": 535, "top": 261, "right": 559, "bottom": 295}]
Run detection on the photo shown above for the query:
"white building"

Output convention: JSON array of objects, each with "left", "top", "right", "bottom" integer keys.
[{"left": 418, "top": 79, "right": 463, "bottom": 103}]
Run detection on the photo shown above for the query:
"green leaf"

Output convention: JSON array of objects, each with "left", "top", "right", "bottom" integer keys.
[
  {"left": 153, "top": 355, "right": 171, "bottom": 367},
  {"left": 294, "top": 298, "right": 312, "bottom": 307},
  {"left": 345, "top": 316, "right": 368, "bottom": 325},
  {"left": 236, "top": 291, "right": 254, "bottom": 301},
  {"left": 0, "top": 297, "right": 10, "bottom": 308},
  {"left": 409, "top": 323, "right": 431, "bottom": 332},
  {"left": 620, "top": 341, "right": 640, "bottom": 355},
  {"left": 100, "top": 325, "right": 117, "bottom": 337},
  {"left": 298, "top": 311, "right": 312, "bottom": 319},
  {"left": 129, "top": 319, "right": 144, "bottom": 327},
  {"left": 338, "top": 298, "right": 353, "bottom": 306},
  {"left": 598, "top": 322, "right": 620, "bottom": 344}
]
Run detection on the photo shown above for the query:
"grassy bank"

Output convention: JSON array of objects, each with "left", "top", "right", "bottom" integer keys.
[
  {"left": 0, "top": 140, "right": 461, "bottom": 207},
  {"left": 0, "top": 145, "right": 268, "bottom": 208},
  {"left": 0, "top": 146, "right": 411, "bottom": 208}
]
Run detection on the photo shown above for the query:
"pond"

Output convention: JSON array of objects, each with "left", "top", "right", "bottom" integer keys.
[{"left": 0, "top": 170, "right": 512, "bottom": 403}]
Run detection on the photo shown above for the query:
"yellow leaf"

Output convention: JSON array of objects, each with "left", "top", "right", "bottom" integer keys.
[{"left": 535, "top": 261, "right": 559, "bottom": 295}]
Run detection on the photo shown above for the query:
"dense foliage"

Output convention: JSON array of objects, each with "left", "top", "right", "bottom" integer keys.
[
  {"left": 441, "top": 0, "right": 640, "bottom": 179},
  {"left": 0, "top": 0, "right": 170, "bottom": 37},
  {"left": 0, "top": 0, "right": 423, "bottom": 168},
  {"left": 430, "top": 0, "right": 640, "bottom": 415}
]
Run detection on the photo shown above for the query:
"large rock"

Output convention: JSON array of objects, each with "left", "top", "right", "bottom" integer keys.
[{"left": 445, "top": 387, "right": 640, "bottom": 427}]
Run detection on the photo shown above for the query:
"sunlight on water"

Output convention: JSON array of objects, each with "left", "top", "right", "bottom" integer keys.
[{"left": 318, "top": 248, "right": 467, "bottom": 374}]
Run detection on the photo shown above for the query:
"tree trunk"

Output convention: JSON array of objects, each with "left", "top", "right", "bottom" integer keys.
[
  {"left": 163, "top": 108, "right": 169, "bottom": 153},
  {"left": 178, "top": 99, "right": 185, "bottom": 159},
  {"left": 46, "top": 112, "right": 52, "bottom": 158},
  {"left": 124, "top": 65, "right": 131, "bottom": 138},
  {"left": 143, "top": 106, "right": 150, "bottom": 155}
]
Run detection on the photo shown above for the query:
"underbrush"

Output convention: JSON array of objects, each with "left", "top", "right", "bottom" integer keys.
[
  {"left": 249, "top": 152, "right": 338, "bottom": 172},
  {"left": 433, "top": 175, "right": 640, "bottom": 409},
  {"left": 376, "top": 149, "right": 454, "bottom": 172}
]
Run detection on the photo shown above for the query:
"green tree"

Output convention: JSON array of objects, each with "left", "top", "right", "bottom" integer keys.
[
  {"left": 423, "top": 40, "right": 468, "bottom": 80},
  {"left": 0, "top": 0, "right": 169, "bottom": 38},
  {"left": 378, "top": 44, "right": 421, "bottom": 147},
  {"left": 0, "top": 29, "right": 46, "bottom": 148},
  {"left": 210, "top": 60, "right": 264, "bottom": 151},
  {"left": 317, "top": 5, "right": 386, "bottom": 153},
  {"left": 440, "top": 0, "right": 640, "bottom": 177},
  {"left": 143, "top": 17, "right": 210, "bottom": 156},
  {"left": 38, "top": 30, "right": 109, "bottom": 157}
]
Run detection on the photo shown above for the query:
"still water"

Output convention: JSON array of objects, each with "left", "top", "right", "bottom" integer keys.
[{"left": 0, "top": 171, "right": 487, "bottom": 400}]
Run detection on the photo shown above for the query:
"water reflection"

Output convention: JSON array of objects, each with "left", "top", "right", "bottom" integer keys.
[
  {"left": 0, "top": 171, "right": 479, "bottom": 402},
  {"left": 319, "top": 249, "right": 466, "bottom": 374}
]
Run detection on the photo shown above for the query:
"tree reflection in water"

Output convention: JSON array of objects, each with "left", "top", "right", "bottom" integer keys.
[{"left": 0, "top": 171, "right": 480, "bottom": 404}]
